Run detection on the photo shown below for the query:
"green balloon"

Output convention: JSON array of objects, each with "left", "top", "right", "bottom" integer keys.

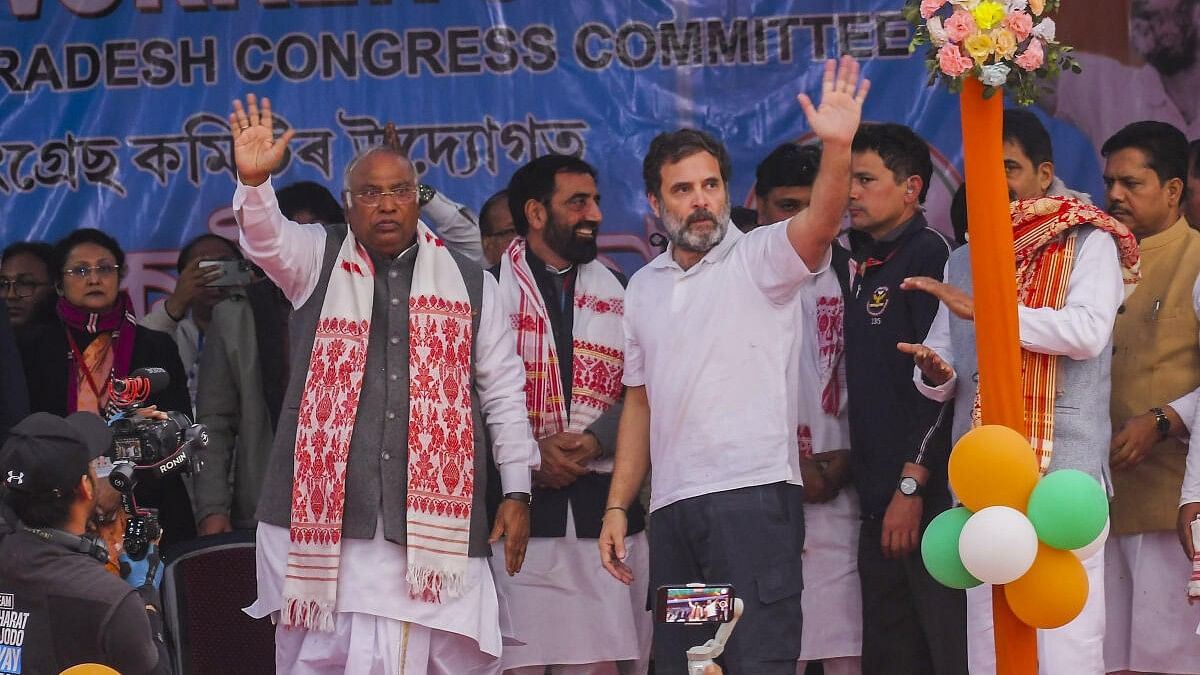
[
  {"left": 1026, "top": 469, "right": 1109, "bottom": 550},
  {"left": 921, "top": 507, "right": 983, "bottom": 590}
]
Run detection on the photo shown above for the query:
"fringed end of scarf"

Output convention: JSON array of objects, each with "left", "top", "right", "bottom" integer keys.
[
  {"left": 405, "top": 561, "right": 467, "bottom": 604},
  {"left": 282, "top": 597, "right": 336, "bottom": 633},
  {"left": 1030, "top": 436, "right": 1053, "bottom": 477}
]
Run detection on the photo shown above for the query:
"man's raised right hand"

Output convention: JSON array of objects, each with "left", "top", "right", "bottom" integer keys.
[{"left": 229, "top": 94, "right": 295, "bottom": 187}]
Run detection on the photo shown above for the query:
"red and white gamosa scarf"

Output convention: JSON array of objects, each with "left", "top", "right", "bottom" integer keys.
[
  {"left": 282, "top": 222, "right": 475, "bottom": 631},
  {"left": 499, "top": 239, "right": 624, "bottom": 445}
]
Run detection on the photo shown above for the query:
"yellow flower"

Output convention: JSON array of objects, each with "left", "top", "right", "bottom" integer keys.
[
  {"left": 1030, "top": 0, "right": 1045, "bottom": 15},
  {"left": 964, "top": 32, "right": 997, "bottom": 64},
  {"left": 971, "top": 0, "right": 1007, "bottom": 30},
  {"left": 993, "top": 28, "right": 1018, "bottom": 59}
]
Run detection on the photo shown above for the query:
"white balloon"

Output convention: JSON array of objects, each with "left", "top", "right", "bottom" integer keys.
[
  {"left": 1071, "top": 517, "right": 1110, "bottom": 561},
  {"left": 958, "top": 506, "right": 1039, "bottom": 585}
]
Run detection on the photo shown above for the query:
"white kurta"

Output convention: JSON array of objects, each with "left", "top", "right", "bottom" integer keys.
[
  {"left": 490, "top": 505, "right": 651, "bottom": 671},
  {"left": 249, "top": 520, "right": 504, "bottom": 658},
  {"left": 233, "top": 178, "right": 538, "bottom": 670},
  {"left": 913, "top": 231, "right": 1123, "bottom": 675},
  {"left": 795, "top": 265, "right": 862, "bottom": 663}
]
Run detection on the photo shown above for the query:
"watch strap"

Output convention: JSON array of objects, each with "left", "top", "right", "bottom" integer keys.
[
  {"left": 417, "top": 183, "right": 436, "bottom": 207},
  {"left": 503, "top": 491, "right": 532, "bottom": 505},
  {"left": 1152, "top": 407, "right": 1171, "bottom": 438}
]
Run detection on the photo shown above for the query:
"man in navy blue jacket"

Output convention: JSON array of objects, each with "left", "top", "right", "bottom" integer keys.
[{"left": 842, "top": 123, "right": 965, "bottom": 675}]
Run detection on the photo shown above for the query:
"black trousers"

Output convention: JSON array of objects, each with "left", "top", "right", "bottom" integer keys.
[
  {"left": 649, "top": 482, "right": 806, "bottom": 675},
  {"left": 858, "top": 517, "right": 968, "bottom": 675}
]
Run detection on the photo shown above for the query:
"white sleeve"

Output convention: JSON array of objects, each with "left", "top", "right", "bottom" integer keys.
[
  {"left": 1016, "top": 231, "right": 1122, "bottom": 360},
  {"left": 1185, "top": 265, "right": 1200, "bottom": 504},
  {"left": 737, "top": 220, "right": 829, "bottom": 305},
  {"left": 1182, "top": 392, "right": 1200, "bottom": 506},
  {"left": 914, "top": 264, "right": 958, "bottom": 403},
  {"left": 1172, "top": 276, "right": 1200, "bottom": 440},
  {"left": 621, "top": 281, "right": 645, "bottom": 388},
  {"left": 473, "top": 273, "right": 538, "bottom": 492},
  {"left": 1172, "top": 389, "right": 1199, "bottom": 438},
  {"left": 139, "top": 302, "right": 179, "bottom": 333},
  {"left": 233, "top": 176, "right": 327, "bottom": 308},
  {"left": 421, "top": 191, "right": 485, "bottom": 267}
]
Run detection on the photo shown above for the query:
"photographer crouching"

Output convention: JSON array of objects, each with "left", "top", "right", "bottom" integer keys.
[{"left": 0, "top": 412, "right": 171, "bottom": 674}]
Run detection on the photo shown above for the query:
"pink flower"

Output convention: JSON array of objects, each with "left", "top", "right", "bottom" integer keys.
[
  {"left": 1014, "top": 38, "right": 1044, "bottom": 71},
  {"left": 1003, "top": 11, "right": 1033, "bottom": 41},
  {"left": 937, "top": 43, "right": 975, "bottom": 76},
  {"left": 921, "top": 0, "right": 947, "bottom": 19},
  {"left": 944, "top": 10, "right": 978, "bottom": 43}
]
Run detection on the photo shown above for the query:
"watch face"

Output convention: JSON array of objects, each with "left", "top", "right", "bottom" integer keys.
[{"left": 899, "top": 477, "right": 918, "bottom": 495}]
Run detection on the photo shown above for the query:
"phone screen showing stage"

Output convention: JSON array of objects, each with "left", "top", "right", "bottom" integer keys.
[{"left": 656, "top": 584, "right": 735, "bottom": 624}]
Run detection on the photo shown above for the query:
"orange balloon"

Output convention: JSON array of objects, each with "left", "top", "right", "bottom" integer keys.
[
  {"left": 1004, "top": 543, "right": 1089, "bottom": 629},
  {"left": 60, "top": 665, "right": 121, "bottom": 675},
  {"left": 948, "top": 424, "right": 1040, "bottom": 512}
]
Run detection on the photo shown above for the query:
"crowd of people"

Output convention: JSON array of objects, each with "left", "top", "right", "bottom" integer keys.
[{"left": 2, "top": 51, "right": 1200, "bottom": 675}]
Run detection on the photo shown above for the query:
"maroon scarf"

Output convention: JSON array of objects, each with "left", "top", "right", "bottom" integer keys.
[{"left": 57, "top": 290, "right": 138, "bottom": 413}]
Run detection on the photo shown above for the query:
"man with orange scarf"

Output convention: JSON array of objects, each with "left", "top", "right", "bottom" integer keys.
[{"left": 901, "top": 167, "right": 1139, "bottom": 674}]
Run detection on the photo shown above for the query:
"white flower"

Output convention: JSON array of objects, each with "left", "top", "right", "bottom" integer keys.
[
  {"left": 1005, "top": 0, "right": 1028, "bottom": 11},
  {"left": 1031, "top": 17, "right": 1056, "bottom": 42},
  {"left": 979, "top": 62, "right": 1012, "bottom": 86},
  {"left": 950, "top": 0, "right": 982, "bottom": 8},
  {"left": 928, "top": 16, "right": 949, "bottom": 46}
]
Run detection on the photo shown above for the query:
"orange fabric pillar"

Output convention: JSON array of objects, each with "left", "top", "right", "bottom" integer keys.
[{"left": 959, "top": 77, "right": 1038, "bottom": 675}]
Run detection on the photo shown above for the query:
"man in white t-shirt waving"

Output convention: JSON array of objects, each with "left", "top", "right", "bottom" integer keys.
[{"left": 598, "top": 57, "right": 869, "bottom": 675}]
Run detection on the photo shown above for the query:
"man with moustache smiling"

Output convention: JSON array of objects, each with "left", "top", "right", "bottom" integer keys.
[
  {"left": 490, "top": 154, "right": 650, "bottom": 674},
  {"left": 598, "top": 57, "right": 869, "bottom": 675}
]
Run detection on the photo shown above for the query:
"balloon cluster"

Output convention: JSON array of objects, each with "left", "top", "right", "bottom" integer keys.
[{"left": 920, "top": 425, "right": 1108, "bottom": 628}]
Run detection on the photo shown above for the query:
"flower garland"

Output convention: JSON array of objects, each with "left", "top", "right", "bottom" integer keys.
[{"left": 904, "top": 0, "right": 1081, "bottom": 105}]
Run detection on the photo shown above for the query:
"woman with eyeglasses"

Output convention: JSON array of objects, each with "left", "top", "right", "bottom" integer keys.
[
  {"left": 17, "top": 228, "right": 197, "bottom": 551},
  {"left": 1, "top": 241, "right": 57, "bottom": 332}
]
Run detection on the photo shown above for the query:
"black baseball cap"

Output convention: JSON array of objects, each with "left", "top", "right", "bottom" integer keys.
[{"left": 1, "top": 412, "right": 112, "bottom": 499}]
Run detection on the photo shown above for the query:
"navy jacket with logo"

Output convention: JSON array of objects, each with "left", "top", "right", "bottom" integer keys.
[{"left": 843, "top": 213, "right": 954, "bottom": 520}]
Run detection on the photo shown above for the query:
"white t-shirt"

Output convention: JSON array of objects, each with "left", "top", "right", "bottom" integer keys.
[{"left": 623, "top": 220, "right": 827, "bottom": 511}]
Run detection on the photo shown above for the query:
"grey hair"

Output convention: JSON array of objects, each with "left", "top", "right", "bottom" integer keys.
[{"left": 341, "top": 144, "right": 415, "bottom": 193}]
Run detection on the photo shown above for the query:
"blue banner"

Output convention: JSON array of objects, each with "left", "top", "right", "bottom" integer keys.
[{"left": 0, "top": 0, "right": 1106, "bottom": 315}]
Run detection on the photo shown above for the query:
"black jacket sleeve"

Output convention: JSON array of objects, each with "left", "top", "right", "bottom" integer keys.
[
  {"left": 905, "top": 235, "right": 954, "bottom": 469},
  {"left": 101, "top": 591, "right": 172, "bottom": 675},
  {"left": 0, "top": 300, "right": 29, "bottom": 444},
  {"left": 135, "top": 326, "right": 192, "bottom": 416}
]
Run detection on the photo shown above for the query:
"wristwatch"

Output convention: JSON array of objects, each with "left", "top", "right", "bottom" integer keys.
[
  {"left": 503, "top": 491, "right": 532, "bottom": 506},
  {"left": 1151, "top": 407, "right": 1171, "bottom": 439},
  {"left": 898, "top": 476, "right": 924, "bottom": 497},
  {"left": 417, "top": 183, "right": 436, "bottom": 207}
]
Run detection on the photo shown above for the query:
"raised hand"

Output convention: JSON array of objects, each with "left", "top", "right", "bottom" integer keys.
[
  {"left": 901, "top": 276, "right": 975, "bottom": 320},
  {"left": 229, "top": 94, "right": 295, "bottom": 187},
  {"left": 897, "top": 341, "right": 954, "bottom": 387},
  {"left": 797, "top": 56, "right": 871, "bottom": 148}
]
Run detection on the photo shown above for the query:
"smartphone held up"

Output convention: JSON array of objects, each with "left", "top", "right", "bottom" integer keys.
[{"left": 199, "top": 259, "right": 255, "bottom": 287}]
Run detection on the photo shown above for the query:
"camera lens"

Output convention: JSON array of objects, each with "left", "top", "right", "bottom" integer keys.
[{"left": 108, "top": 462, "right": 136, "bottom": 493}]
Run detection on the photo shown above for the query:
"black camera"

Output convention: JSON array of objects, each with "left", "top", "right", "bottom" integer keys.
[
  {"left": 103, "top": 368, "right": 208, "bottom": 559},
  {"left": 108, "top": 410, "right": 206, "bottom": 493},
  {"left": 122, "top": 509, "right": 160, "bottom": 561}
]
